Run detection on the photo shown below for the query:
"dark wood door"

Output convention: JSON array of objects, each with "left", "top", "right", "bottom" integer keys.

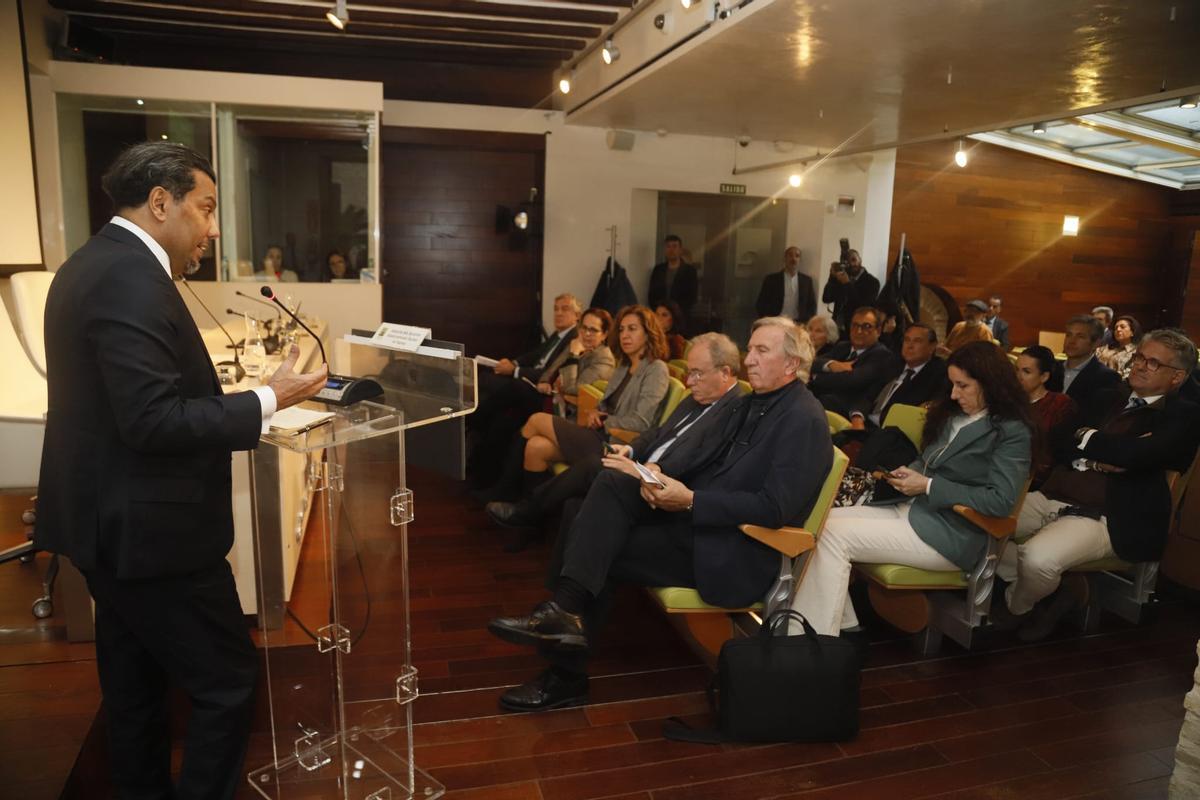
[{"left": 381, "top": 128, "right": 545, "bottom": 358}]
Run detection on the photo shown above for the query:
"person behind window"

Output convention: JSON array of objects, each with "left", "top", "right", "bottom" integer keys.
[
  {"left": 1015, "top": 345, "right": 1077, "bottom": 488},
  {"left": 791, "top": 340, "right": 1032, "bottom": 636},
  {"left": 1095, "top": 315, "right": 1142, "bottom": 379},
  {"left": 257, "top": 244, "right": 298, "bottom": 282},
  {"left": 647, "top": 235, "right": 698, "bottom": 327},
  {"left": 323, "top": 249, "right": 358, "bottom": 282},
  {"left": 654, "top": 301, "right": 688, "bottom": 360}
]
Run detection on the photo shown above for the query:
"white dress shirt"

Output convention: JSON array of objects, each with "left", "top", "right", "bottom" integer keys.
[
  {"left": 781, "top": 270, "right": 800, "bottom": 321},
  {"left": 110, "top": 216, "right": 278, "bottom": 431}
]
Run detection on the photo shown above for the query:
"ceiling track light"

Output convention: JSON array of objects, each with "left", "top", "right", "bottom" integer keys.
[
  {"left": 681, "top": 0, "right": 693, "bottom": 7},
  {"left": 602, "top": 38, "right": 620, "bottom": 64},
  {"left": 326, "top": 0, "right": 349, "bottom": 30},
  {"left": 788, "top": 173, "right": 802, "bottom": 187},
  {"left": 954, "top": 138, "right": 968, "bottom": 168},
  {"left": 1180, "top": 94, "right": 1200, "bottom": 109},
  {"left": 1032, "top": 121, "right": 1047, "bottom": 134},
  {"left": 558, "top": 68, "right": 574, "bottom": 95}
]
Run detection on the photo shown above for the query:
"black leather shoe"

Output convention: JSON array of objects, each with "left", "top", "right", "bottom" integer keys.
[
  {"left": 486, "top": 501, "right": 537, "bottom": 529},
  {"left": 488, "top": 601, "right": 588, "bottom": 650},
  {"left": 988, "top": 594, "right": 1032, "bottom": 632},
  {"left": 499, "top": 669, "right": 589, "bottom": 712},
  {"left": 1018, "top": 575, "right": 1089, "bottom": 643}
]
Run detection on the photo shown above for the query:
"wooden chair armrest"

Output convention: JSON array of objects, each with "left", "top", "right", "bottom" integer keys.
[
  {"left": 738, "top": 524, "right": 816, "bottom": 558},
  {"left": 952, "top": 505, "right": 1016, "bottom": 539},
  {"left": 608, "top": 427, "right": 637, "bottom": 444},
  {"left": 577, "top": 391, "right": 599, "bottom": 423},
  {"left": 562, "top": 394, "right": 579, "bottom": 407}
]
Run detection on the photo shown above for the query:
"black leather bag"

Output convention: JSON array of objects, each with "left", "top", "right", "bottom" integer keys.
[{"left": 664, "top": 610, "right": 861, "bottom": 743}]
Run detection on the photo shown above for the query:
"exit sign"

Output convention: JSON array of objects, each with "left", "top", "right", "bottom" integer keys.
[{"left": 719, "top": 183, "right": 746, "bottom": 195}]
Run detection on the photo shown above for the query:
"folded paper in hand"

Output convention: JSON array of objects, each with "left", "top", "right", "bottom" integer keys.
[{"left": 632, "top": 461, "right": 665, "bottom": 488}]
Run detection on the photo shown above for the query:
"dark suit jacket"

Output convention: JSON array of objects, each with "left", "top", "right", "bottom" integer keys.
[
  {"left": 986, "top": 316, "right": 1010, "bottom": 349},
  {"left": 821, "top": 269, "right": 880, "bottom": 336},
  {"left": 881, "top": 261, "right": 920, "bottom": 327},
  {"left": 1048, "top": 356, "right": 1120, "bottom": 417},
  {"left": 515, "top": 328, "right": 577, "bottom": 383},
  {"left": 852, "top": 357, "right": 948, "bottom": 423},
  {"left": 754, "top": 270, "right": 816, "bottom": 322},
  {"left": 34, "top": 223, "right": 264, "bottom": 579},
  {"left": 631, "top": 383, "right": 748, "bottom": 476},
  {"left": 687, "top": 380, "right": 833, "bottom": 608},
  {"left": 1046, "top": 388, "right": 1200, "bottom": 563},
  {"left": 809, "top": 341, "right": 902, "bottom": 418},
  {"left": 648, "top": 261, "right": 699, "bottom": 319}
]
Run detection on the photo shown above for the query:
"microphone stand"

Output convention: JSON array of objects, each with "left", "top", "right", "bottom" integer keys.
[
  {"left": 234, "top": 289, "right": 282, "bottom": 354},
  {"left": 179, "top": 277, "right": 246, "bottom": 382}
]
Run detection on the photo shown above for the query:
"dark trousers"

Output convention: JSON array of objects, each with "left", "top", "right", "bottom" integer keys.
[
  {"left": 467, "top": 378, "right": 544, "bottom": 486},
  {"left": 530, "top": 455, "right": 604, "bottom": 519},
  {"left": 545, "top": 470, "right": 696, "bottom": 674},
  {"left": 84, "top": 560, "right": 258, "bottom": 800}
]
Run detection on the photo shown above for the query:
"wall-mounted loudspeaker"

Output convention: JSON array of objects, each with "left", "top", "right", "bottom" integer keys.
[{"left": 605, "top": 130, "right": 635, "bottom": 151}]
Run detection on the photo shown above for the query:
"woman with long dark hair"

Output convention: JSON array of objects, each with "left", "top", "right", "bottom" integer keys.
[
  {"left": 792, "top": 341, "right": 1032, "bottom": 636},
  {"left": 654, "top": 301, "right": 688, "bottom": 360},
  {"left": 1015, "top": 345, "right": 1077, "bottom": 487}
]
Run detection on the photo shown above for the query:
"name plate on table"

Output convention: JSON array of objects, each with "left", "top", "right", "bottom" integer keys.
[{"left": 370, "top": 323, "right": 431, "bottom": 352}]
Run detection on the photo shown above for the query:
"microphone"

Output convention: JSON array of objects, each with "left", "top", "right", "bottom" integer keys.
[
  {"left": 236, "top": 289, "right": 282, "bottom": 321},
  {"left": 179, "top": 278, "right": 245, "bottom": 381},
  {"left": 261, "top": 285, "right": 327, "bottom": 365},
  {"left": 227, "top": 307, "right": 270, "bottom": 325}
]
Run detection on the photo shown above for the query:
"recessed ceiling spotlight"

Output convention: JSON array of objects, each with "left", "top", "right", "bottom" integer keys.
[
  {"left": 1062, "top": 215, "right": 1080, "bottom": 236},
  {"left": 136, "top": 98, "right": 145, "bottom": 106},
  {"left": 558, "top": 69, "right": 574, "bottom": 95},
  {"left": 1032, "top": 121, "right": 1047, "bottom": 134},
  {"left": 326, "top": 0, "right": 349, "bottom": 30},
  {"left": 788, "top": 174, "right": 802, "bottom": 187},
  {"left": 602, "top": 38, "right": 620, "bottom": 64},
  {"left": 1180, "top": 94, "right": 1200, "bottom": 109},
  {"left": 954, "top": 138, "right": 968, "bottom": 168},
  {"left": 681, "top": 0, "right": 693, "bottom": 7}
]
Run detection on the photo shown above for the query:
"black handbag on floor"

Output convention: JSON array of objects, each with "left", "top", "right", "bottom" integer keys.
[{"left": 664, "top": 610, "right": 861, "bottom": 744}]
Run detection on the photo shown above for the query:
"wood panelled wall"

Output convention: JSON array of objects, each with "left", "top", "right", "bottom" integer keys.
[{"left": 888, "top": 141, "right": 1178, "bottom": 349}]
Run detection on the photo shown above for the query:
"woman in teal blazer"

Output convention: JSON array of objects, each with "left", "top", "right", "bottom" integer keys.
[{"left": 792, "top": 341, "right": 1033, "bottom": 636}]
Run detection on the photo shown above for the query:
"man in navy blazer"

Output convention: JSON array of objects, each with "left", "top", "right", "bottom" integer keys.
[
  {"left": 809, "top": 307, "right": 903, "bottom": 417},
  {"left": 755, "top": 246, "right": 816, "bottom": 322},
  {"left": 34, "top": 142, "right": 327, "bottom": 799},
  {"left": 848, "top": 323, "right": 947, "bottom": 429},
  {"left": 1047, "top": 315, "right": 1119, "bottom": 418},
  {"left": 486, "top": 317, "right": 831, "bottom": 712},
  {"left": 984, "top": 296, "right": 1010, "bottom": 349}
]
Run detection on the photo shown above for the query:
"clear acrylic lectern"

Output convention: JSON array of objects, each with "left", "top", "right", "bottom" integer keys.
[{"left": 246, "top": 339, "right": 477, "bottom": 800}]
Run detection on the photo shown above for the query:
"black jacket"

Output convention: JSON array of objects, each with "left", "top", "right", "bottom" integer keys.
[
  {"left": 589, "top": 257, "right": 638, "bottom": 318},
  {"left": 852, "top": 357, "right": 948, "bottom": 424},
  {"left": 35, "top": 223, "right": 264, "bottom": 578},
  {"left": 755, "top": 270, "right": 816, "bottom": 322},
  {"left": 1051, "top": 388, "right": 1200, "bottom": 563},
  {"left": 648, "top": 261, "right": 699, "bottom": 319},
  {"left": 986, "top": 316, "right": 1010, "bottom": 349},
  {"left": 515, "top": 328, "right": 577, "bottom": 383},
  {"left": 1048, "top": 356, "right": 1120, "bottom": 418},
  {"left": 687, "top": 380, "right": 833, "bottom": 607},
  {"left": 810, "top": 341, "right": 903, "bottom": 418},
  {"left": 631, "top": 383, "right": 748, "bottom": 476},
  {"left": 821, "top": 269, "right": 880, "bottom": 336}
]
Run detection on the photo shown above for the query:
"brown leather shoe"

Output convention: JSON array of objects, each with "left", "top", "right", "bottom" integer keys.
[
  {"left": 499, "top": 669, "right": 589, "bottom": 712},
  {"left": 488, "top": 601, "right": 588, "bottom": 650}
]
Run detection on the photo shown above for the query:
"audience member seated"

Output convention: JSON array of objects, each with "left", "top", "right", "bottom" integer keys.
[
  {"left": 1095, "top": 315, "right": 1142, "bottom": 379},
  {"left": 755, "top": 245, "right": 816, "bottom": 323},
  {"left": 821, "top": 249, "right": 880, "bottom": 338},
  {"left": 484, "top": 333, "right": 746, "bottom": 545},
  {"left": 485, "top": 317, "right": 830, "bottom": 711},
  {"left": 654, "top": 301, "right": 688, "bottom": 360},
  {"left": 938, "top": 299, "right": 995, "bottom": 356},
  {"left": 1047, "top": 314, "right": 1120, "bottom": 418},
  {"left": 648, "top": 235, "right": 698, "bottom": 327},
  {"left": 997, "top": 329, "right": 1200, "bottom": 641},
  {"left": 323, "top": 249, "right": 358, "bottom": 282},
  {"left": 255, "top": 244, "right": 299, "bottom": 282},
  {"left": 1092, "top": 305, "right": 1115, "bottom": 347},
  {"left": 500, "top": 305, "right": 670, "bottom": 501},
  {"left": 849, "top": 323, "right": 947, "bottom": 430},
  {"left": 985, "top": 295, "right": 1011, "bottom": 349},
  {"left": 810, "top": 307, "right": 902, "bottom": 417},
  {"left": 466, "top": 294, "right": 580, "bottom": 489},
  {"left": 807, "top": 315, "right": 839, "bottom": 358},
  {"left": 1015, "top": 345, "right": 1078, "bottom": 488},
  {"left": 551, "top": 308, "right": 616, "bottom": 417},
  {"left": 791, "top": 341, "right": 1033, "bottom": 637}
]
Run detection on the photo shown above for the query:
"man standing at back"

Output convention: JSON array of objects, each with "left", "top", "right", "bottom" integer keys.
[
  {"left": 756, "top": 246, "right": 816, "bottom": 323},
  {"left": 34, "top": 142, "right": 328, "bottom": 800},
  {"left": 648, "top": 234, "right": 699, "bottom": 325}
]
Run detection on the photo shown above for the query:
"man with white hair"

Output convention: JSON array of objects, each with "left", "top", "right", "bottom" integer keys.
[{"left": 486, "top": 317, "right": 832, "bottom": 712}]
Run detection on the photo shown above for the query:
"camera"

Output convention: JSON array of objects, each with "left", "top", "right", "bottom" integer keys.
[{"left": 838, "top": 238, "right": 851, "bottom": 269}]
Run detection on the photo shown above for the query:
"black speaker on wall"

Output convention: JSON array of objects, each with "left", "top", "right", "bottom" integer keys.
[{"left": 55, "top": 18, "right": 116, "bottom": 64}]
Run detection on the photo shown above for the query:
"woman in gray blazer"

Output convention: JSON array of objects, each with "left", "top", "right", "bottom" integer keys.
[
  {"left": 792, "top": 341, "right": 1032, "bottom": 636},
  {"left": 520, "top": 305, "right": 670, "bottom": 473},
  {"left": 551, "top": 308, "right": 616, "bottom": 407}
]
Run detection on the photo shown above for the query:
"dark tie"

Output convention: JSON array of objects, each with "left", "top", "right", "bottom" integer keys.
[
  {"left": 848, "top": 349, "right": 861, "bottom": 361},
  {"left": 874, "top": 368, "right": 914, "bottom": 417},
  {"left": 1127, "top": 396, "right": 1148, "bottom": 410}
]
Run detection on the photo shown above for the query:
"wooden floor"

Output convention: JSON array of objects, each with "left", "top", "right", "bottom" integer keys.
[{"left": 1, "top": 470, "right": 1197, "bottom": 799}]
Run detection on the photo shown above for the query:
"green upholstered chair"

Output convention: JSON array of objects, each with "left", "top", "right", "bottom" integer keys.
[
  {"left": 609, "top": 376, "right": 687, "bottom": 445},
  {"left": 647, "top": 446, "right": 849, "bottom": 666},
  {"left": 826, "top": 410, "right": 852, "bottom": 435},
  {"left": 855, "top": 479, "right": 1031, "bottom": 654},
  {"left": 881, "top": 403, "right": 927, "bottom": 451},
  {"left": 668, "top": 358, "right": 688, "bottom": 382}
]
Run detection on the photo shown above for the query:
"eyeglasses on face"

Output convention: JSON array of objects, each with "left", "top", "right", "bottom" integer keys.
[
  {"left": 1130, "top": 352, "right": 1184, "bottom": 373},
  {"left": 686, "top": 366, "right": 719, "bottom": 381},
  {"left": 579, "top": 325, "right": 604, "bottom": 335},
  {"left": 850, "top": 322, "right": 876, "bottom": 331}
]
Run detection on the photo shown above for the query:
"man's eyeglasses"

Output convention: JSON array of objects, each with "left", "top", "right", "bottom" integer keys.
[
  {"left": 579, "top": 325, "right": 604, "bottom": 335},
  {"left": 850, "top": 322, "right": 876, "bottom": 331},
  {"left": 1130, "top": 352, "right": 1185, "bottom": 373},
  {"left": 686, "top": 366, "right": 719, "bottom": 381}
]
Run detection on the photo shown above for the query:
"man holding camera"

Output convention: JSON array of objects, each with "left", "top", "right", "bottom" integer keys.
[{"left": 821, "top": 244, "right": 880, "bottom": 339}]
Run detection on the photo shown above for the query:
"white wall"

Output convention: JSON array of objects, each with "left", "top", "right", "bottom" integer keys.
[{"left": 383, "top": 99, "right": 896, "bottom": 329}]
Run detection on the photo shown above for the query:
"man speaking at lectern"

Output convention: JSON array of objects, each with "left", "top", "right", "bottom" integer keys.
[{"left": 34, "top": 142, "right": 327, "bottom": 800}]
